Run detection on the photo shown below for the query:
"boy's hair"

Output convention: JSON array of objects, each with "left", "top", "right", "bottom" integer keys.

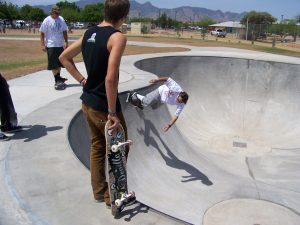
[
  {"left": 104, "top": 0, "right": 130, "bottom": 23},
  {"left": 179, "top": 92, "right": 189, "bottom": 104},
  {"left": 50, "top": 5, "right": 60, "bottom": 15}
]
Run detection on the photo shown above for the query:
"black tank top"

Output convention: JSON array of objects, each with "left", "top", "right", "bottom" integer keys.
[{"left": 80, "top": 26, "right": 121, "bottom": 112}]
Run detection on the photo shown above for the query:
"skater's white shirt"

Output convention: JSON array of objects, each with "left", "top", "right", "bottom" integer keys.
[
  {"left": 40, "top": 16, "right": 68, "bottom": 47},
  {"left": 158, "top": 78, "right": 185, "bottom": 117}
]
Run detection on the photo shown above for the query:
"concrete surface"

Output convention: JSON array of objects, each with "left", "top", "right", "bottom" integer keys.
[
  {"left": 70, "top": 56, "right": 300, "bottom": 224},
  {"left": 1, "top": 39, "right": 300, "bottom": 225}
]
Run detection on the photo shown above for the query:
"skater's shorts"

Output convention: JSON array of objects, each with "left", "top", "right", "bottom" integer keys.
[{"left": 47, "top": 47, "right": 64, "bottom": 70}]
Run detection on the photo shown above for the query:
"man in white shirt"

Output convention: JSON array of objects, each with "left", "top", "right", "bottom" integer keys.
[
  {"left": 40, "top": 5, "right": 68, "bottom": 90},
  {"left": 128, "top": 77, "right": 189, "bottom": 132}
]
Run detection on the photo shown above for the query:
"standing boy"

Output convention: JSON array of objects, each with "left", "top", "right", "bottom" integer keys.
[
  {"left": 59, "top": 0, "right": 130, "bottom": 207},
  {"left": 40, "top": 5, "right": 68, "bottom": 90}
]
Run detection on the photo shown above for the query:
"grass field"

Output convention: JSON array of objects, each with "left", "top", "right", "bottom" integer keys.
[{"left": 0, "top": 29, "right": 299, "bottom": 80}]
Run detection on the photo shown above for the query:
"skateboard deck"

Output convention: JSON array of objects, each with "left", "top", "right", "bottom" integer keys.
[{"left": 105, "top": 121, "right": 135, "bottom": 217}]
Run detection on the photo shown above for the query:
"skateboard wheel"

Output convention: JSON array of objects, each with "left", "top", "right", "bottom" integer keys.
[
  {"left": 111, "top": 145, "right": 118, "bottom": 152},
  {"left": 115, "top": 199, "right": 122, "bottom": 207}
]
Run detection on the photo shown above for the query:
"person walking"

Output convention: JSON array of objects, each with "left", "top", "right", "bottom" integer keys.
[
  {"left": 0, "top": 73, "right": 23, "bottom": 135},
  {"left": 39, "top": 5, "right": 68, "bottom": 89},
  {"left": 59, "top": 0, "right": 130, "bottom": 207},
  {"left": 129, "top": 77, "right": 189, "bottom": 132}
]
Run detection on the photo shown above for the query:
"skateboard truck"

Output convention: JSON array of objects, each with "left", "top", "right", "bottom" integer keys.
[
  {"left": 111, "top": 140, "right": 133, "bottom": 152},
  {"left": 115, "top": 191, "right": 136, "bottom": 208}
]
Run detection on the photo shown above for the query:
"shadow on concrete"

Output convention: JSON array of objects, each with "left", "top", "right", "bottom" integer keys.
[
  {"left": 137, "top": 118, "right": 213, "bottom": 185},
  {"left": 10, "top": 124, "right": 63, "bottom": 142},
  {"left": 66, "top": 83, "right": 82, "bottom": 88},
  {"left": 115, "top": 202, "right": 150, "bottom": 222}
]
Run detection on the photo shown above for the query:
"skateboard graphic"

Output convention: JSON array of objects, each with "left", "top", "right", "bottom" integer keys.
[
  {"left": 126, "top": 91, "right": 143, "bottom": 110},
  {"left": 105, "top": 121, "right": 136, "bottom": 216}
]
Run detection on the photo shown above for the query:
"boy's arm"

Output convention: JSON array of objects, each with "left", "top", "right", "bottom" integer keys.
[
  {"left": 106, "top": 32, "right": 127, "bottom": 131},
  {"left": 149, "top": 77, "right": 169, "bottom": 84},
  {"left": 59, "top": 36, "right": 86, "bottom": 84},
  {"left": 164, "top": 116, "right": 178, "bottom": 132}
]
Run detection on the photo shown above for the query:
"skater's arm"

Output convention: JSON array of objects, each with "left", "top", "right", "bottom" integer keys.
[
  {"left": 59, "top": 36, "right": 86, "bottom": 85},
  {"left": 164, "top": 116, "right": 178, "bottom": 132},
  {"left": 149, "top": 77, "right": 169, "bottom": 84},
  {"left": 106, "top": 32, "right": 127, "bottom": 131}
]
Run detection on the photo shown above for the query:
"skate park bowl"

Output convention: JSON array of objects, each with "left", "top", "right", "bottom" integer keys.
[{"left": 68, "top": 56, "right": 300, "bottom": 225}]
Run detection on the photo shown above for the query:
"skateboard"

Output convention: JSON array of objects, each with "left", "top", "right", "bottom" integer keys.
[
  {"left": 126, "top": 91, "right": 143, "bottom": 110},
  {"left": 105, "top": 121, "right": 136, "bottom": 216},
  {"left": 54, "top": 80, "right": 67, "bottom": 90}
]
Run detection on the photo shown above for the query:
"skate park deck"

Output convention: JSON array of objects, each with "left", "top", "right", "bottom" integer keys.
[{"left": 1, "top": 40, "right": 300, "bottom": 225}]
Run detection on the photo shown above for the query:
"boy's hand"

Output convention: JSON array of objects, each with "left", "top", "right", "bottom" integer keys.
[
  {"left": 149, "top": 79, "right": 157, "bottom": 84},
  {"left": 163, "top": 124, "right": 171, "bottom": 132},
  {"left": 108, "top": 114, "right": 120, "bottom": 133}
]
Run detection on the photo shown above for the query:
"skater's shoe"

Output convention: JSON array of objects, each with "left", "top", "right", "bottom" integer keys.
[
  {"left": 1, "top": 125, "right": 23, "bottom": 133},
  {"left": 130, "top": 92, "right": 143, "bottom": 110},
  {"left": 0, "top": 133, "right": 9, "bottom": 141}
]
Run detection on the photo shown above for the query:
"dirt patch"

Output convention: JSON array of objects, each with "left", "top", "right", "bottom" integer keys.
[{"left": 0, "top": 40, "right": 188, "bottom": 80}]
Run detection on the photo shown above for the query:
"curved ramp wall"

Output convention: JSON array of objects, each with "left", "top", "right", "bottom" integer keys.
[{"left": 69, "top": 56, "right": 300, "bottom": 225}]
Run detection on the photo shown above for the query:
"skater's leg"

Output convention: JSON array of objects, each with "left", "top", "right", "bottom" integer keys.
[
  {"left": 0, "top": 74, "right": 18, "bottom": 130},
  {"left": 140, "top": 88, "right": 160, "bottom": 107}
]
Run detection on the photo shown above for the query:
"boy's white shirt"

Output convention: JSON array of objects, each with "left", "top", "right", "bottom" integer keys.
[
  {"left": 39, "top": 15, "right": 68, "bottom": 47},
  {"left": 158, "top": 78, "right": 185, "bottom": 117}
]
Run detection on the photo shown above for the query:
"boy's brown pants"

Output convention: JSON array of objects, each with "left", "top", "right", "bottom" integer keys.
[{"left": 82, "top": 103, "right": 128, "bottom": 204}]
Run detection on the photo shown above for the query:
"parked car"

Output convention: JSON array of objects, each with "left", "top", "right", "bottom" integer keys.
[
  {"left": 211, "top": 29, "right": 226, "bottom": 37},
  {"left": 15, "top": 20, "right": 25, "bottom": 28},
  {"left": 74, "top": 22, "right": 84, "bottom": 29}
]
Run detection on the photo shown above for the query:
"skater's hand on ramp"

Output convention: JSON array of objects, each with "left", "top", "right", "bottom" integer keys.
[{"left": 107, "top": 114, "right": 120, "bottom": 134}]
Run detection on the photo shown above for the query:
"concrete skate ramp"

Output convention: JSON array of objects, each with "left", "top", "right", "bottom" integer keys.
[{"left": 69, "top": 56, "right": 300, "bottom": 225}]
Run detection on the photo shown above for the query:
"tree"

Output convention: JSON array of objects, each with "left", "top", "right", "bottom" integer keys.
[
  {"left": 80, "top": 3, "right": 104, "bottom": 23},
  {"left": 241, "top": 11, "right": 276, "bottom": 25},
  {"left": 157, "top": 12, "right": 168, "bottom": 28},
  {"left": 29, "top": 7, "right": 45, "bottom": 22},
  {"left": 241, "top": 11, "right": 277, "bottom": 40},
  {"left": 19, "top": 4, "right": 32, "bottom": 21},
  {"left": 195, "top": 18, "right": 216, "bottom": 27},
  {"left": 0, "top": 1, "right": 19, "bottom": 20},
  {"left": 130, "top": 17, "right": 153, "bottom": 23},
  {"left": 61, "top": 7, "right": 80, "bottom": 23},
  {"left": 57, "top": 0, "right": 80, "bottom": 11},
  {"left": 57, "top": 0, "right": 80, "bottom": 22},
  {"left": 268, "top": 20, "right": 298, "bottom": 42}
]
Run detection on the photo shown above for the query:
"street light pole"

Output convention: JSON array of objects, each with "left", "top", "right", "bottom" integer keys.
[{"left": 246, "top": 17, "right": 249, "bottom": 41}]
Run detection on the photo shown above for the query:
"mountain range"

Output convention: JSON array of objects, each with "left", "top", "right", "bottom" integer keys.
[{"left": 37, "top": 0, "right": 247, "bottom": 22}]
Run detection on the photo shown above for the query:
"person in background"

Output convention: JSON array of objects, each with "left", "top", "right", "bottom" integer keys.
[
  {"left": 0, "top": 73, "right": 23, "bottom": 137},
  {"left": 39, "top": 5, "right": 68, "bottom": 89}
]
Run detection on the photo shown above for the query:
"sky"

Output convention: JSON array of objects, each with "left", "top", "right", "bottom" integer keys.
[{"left": 5, "top": 0, "right": 300, "bottom": 21}]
